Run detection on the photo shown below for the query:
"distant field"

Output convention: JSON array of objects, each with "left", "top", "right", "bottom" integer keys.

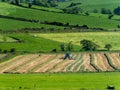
[
  {"left": 0, "top": 18, "right": 63, "bottom": 31},
  {"left": 0, "top": 72, "right": 120, "bottom": 90},
  {"left": 33, "top": 32, "right": 120, "bottom": 50},
  {"left": 0, "top": 3, "right": 120, "bottom": 30},
  {"left": 0, "top": 34, "right": 62, "bottom": 52},
  {"left": 21, "top": 3, "right": 62, "bottom": 13},
  {"left": 0, "top": 32, "right": 120, "bottom": 52},
  {"left": 57, "top": 0, "right": 120, "bottom": 12}
]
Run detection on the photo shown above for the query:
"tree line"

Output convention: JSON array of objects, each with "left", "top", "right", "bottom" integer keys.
[
  {"left": 0, "top": 0, "right": 66, "bottom": 8},
  {"left": 59, "top": 39, "right": 112, "bottom": 52}
]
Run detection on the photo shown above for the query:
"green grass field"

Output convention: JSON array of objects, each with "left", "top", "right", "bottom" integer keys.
[
  {"left": 0, "top": 18, "right": 64, "bottom": 31},
  {"left": 33, "top": 32, "right": 120, "bottom": 51},
  {"left": 0, "top": 2, "right": 120, "bottom": 30},
  {"left": 0, "top": 34, "right": 16, "bottom": 42},
  {"left": 0, "top": 34, "right": 63, "bottom": 52},
  {"left": 0, "top": 72, "right": 120, "bottom": 90},
  {"left": 0, "top": 32, "right": 120, "bottom": 52},
  {"left": 57, "top": 0, "right": 120, "bottom": 12}
]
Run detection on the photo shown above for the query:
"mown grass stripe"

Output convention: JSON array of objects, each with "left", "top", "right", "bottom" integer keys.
[
  {"left": 90, "top": 54, "right": 101, "bottom": 72},
  {"left": 31, "top": 54, "right": 58, "bottom": 72},
  {"left": 104, "top": 53, "right": 119, "bottom": 71},
  {"left": 9, "top": 54, "right": 40, "bottom": 72}
]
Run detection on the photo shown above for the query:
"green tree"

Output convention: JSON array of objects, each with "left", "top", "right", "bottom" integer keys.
[
  {"left": 10, "top": 48, "right": 16, "bottom": 53},
  {"left": 80, "top": 39, "right": 99, "bottom": 51},
  {"left": 108, "top": 14, "right": 114, "bottom": 19},
  {"left": 101, "top": 8, "right": 112, "bottom": 14},
  {"left": 28, "top": 2, "right": 32, "bottom": 8},
  {"left": 63, "top": 7, "right": 81, "bottom": 14},
  {"left": 105, "top": 44, "right": 112, "bottom": 51},
  {"left": 60, "top": 43, "right": 65, "bottom": 51},
  {"left": 114, "top": 6, "right": 120, "bottom": 15},
  {"left": 66, "top": 41, "right": 73, "bottom": 51}
]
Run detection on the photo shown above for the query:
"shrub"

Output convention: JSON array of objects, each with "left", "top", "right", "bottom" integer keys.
[
  {"left": 80, "top": 39, "right": 99, "bottom": 51},
  {"left": 114, "top": 6, "right": 120, "bottom": 15},
  {"left": 10, "top": 48, "right": 16, "bottom": 53},
  {"left": 3, "top": 50, "right": 8, "bottom": 53}
]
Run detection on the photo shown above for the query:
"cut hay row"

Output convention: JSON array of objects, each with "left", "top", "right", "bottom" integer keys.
[
  {"left": 51, "top": 60, "right": 73, "bottom": 72},
  {"left": 94, "top": 53, "right": 114, "bottom": 71},
  {"left": 34, "top": 55, "right": 62, "bottom": 72},
  {"left": 72, "top": 54, "right": 84, "bottom": 72},
  {"left": 82, "top": 53, "right": 96, "bottom": 72},
  {"left": 69, "top": 54, "right": 84, "bottom": 72},
  {"left": 108, "top": 53, "right": 120, "bottom": 68},
  {"left": 10, "top": 55, "right": 40, "bottom": 72},
  {"left": 19, "top": 54, "right": 56, "bottom": 73},
  {"left": 1, "top": 54, "right": 38, "bottom": 73},
  {"left": 65, "top": 53, "right": 81, "bottom": 72},
  {"left": 104, "top": 53, "right": 120, "bottom": 70},
  {"left": 0, "top": 53, "right": 119, "bottom": 73},
  {"left": 0, "top": 55, "right": 25, "bottom": 72},
  {"left": 93, "top": 53, "right": 110, "bottom": 71},
  {"left": 89, "top": 54, "right": 100, "bottom": 71}
]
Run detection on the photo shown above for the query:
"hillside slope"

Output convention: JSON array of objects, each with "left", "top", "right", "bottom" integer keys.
[{"left": 0, "top": 2, "right": 120, "bottom": 31}]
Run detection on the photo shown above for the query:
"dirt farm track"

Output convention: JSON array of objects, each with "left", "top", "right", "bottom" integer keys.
[{"left": 0, "top": 52, "right": 120, "bottom": 74}]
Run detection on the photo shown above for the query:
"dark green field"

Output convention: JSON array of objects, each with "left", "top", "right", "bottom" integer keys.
[
  {"left": 0, "top": 72, "right": 120, "bottom": 90},
  {"left": 0, "top": 2, "right": 120, "bottom": 30}
]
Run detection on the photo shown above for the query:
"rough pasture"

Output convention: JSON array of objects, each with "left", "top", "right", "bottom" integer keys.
[{"left": 0, "top": 52, "right": 119, "bottom": 74}]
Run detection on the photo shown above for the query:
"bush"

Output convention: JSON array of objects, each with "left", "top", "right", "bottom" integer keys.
[
  {"left": 101, "top": 8, "right": 112, "bottom": 14},
  {"left": 0, "top": 49, "right": 2, "bottom": 53},
  {"left": 10, "top": 48, "right": 16, "bottom": 53},
  {"left": 114, "top": 6, "right": 120, "bottom": 15},
  {"left": 3, "top": 50, "right": 8, "bottom": 53},
  {"left": 80, "top": 39, "right": 99, "bottom": 51}
]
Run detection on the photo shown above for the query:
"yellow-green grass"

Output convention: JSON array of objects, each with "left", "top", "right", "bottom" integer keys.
[
  {"left": 0, "top": 34, "right": 16, "bottom": 42},
  {"left": 33, "top": 32, "right": 120, "bottom": 50},
  {"left": 0, "top": 72, "right": 120, "bottom": 90}
]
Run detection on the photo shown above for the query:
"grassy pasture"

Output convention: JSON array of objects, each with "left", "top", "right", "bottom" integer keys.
[
  {"left": 21, "top": 3, "right": 62, "bottom": 13},
  {"left": 57, "top": 0, "right": 120, "bottom": 12},
  {"left": 0, "top": 34, "right": 16, "bottom": 42},
  {"left": 0, "top": 72, "right": 120, "bottom": 90},
  {"left": 34, "top": 32, "right": 120, "bottom": 50},
  {"left": 0, "top": 3, "right": 120, "bottom": 30},
  {"left": 0, "top": 32, "right": 120, "bottom": 52},
  {"left": 0, "top": 34, "right": 62, "bottom": 52},
  {"left": 0, "top": 18, "right": 63, "bottom": 31}
]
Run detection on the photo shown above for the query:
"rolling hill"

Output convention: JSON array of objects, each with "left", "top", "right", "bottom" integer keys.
[{"left": 0, "top": 2, "right": 120, "bottom": 31}]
